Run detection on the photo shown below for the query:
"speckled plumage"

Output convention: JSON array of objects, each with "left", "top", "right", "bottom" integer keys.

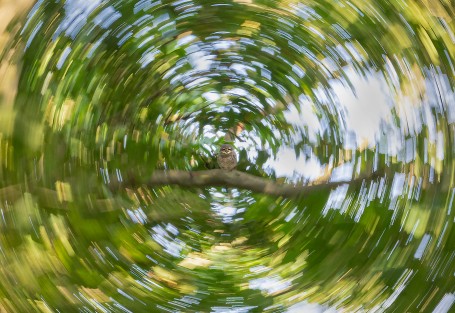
[{"left": 217, "top": 144, "right": 237, "bottom": 170}]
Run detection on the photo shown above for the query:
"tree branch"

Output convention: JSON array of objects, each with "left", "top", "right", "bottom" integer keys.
[
  {"left": 121, "top": 169, "right": 380, "bottom": 198},
  {"left": 0, "top": 171, "right": 381, "bottom": 211}
]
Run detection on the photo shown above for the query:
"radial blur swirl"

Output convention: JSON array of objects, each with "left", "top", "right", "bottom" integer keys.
[{"left": 1, "top": 0, "right": 455, "bottom": 312}]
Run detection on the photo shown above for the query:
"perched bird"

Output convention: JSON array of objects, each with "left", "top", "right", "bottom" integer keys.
[{"left": 217, "top": 144, "right": 237, "bottom": 170}]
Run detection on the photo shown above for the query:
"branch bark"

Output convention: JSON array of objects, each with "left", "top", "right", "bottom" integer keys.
[
  {"left": 121, "top": 169, "right": 380, "bottom": 198},
  {"left": 0, "top": 170, "right": 381, "bottom": 210}
]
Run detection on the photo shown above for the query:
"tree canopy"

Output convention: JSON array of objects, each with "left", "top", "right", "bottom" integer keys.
[{"left": 0, "top": 0, "right": 455, "bottom": 312}]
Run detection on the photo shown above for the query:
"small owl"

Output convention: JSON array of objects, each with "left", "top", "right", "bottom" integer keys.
[{"left": 217, "top": 144, "right": 237, "bottom": 170}]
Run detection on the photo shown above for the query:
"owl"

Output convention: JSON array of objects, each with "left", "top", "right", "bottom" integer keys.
[{"left": 217, "top": 144, "right": 237, "bottom": 170}]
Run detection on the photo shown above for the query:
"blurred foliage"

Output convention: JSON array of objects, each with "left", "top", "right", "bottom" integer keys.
[{"left": 0, "top": 0, "right": 455, "bottom": 312}]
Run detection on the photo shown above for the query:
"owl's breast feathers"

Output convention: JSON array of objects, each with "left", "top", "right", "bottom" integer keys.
[{"left": 217, "top": 151, "right": 237, "bottom": 170}]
